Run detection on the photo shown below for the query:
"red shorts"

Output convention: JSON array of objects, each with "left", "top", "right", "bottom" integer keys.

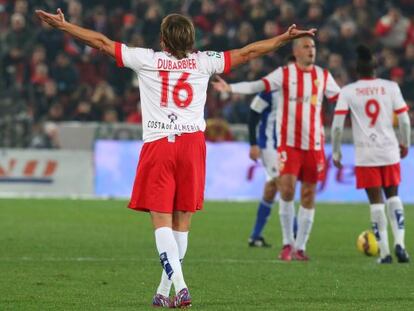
[
  {"left": 277, "top": 145, "right": 325, "bottom": 183},
  {"left": 128, "top": 132, "right": 206, "bottom": 214},
  {"left": 355, "top": 163, "right": 400, "bottom": 189}
]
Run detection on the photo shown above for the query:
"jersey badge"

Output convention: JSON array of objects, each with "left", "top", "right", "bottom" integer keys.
[
  {"left": 168, "top": 113, "right": 178, "bottom": 124},
  {"left": 311, "top": 94, "right": 318, "bottom": 106}
]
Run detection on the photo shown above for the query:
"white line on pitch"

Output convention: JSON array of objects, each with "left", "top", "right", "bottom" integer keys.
[{"left": 0, "top": 257, "right": 285, "bottom": 264}]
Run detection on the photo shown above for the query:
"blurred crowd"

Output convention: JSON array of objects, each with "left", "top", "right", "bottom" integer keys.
[{"left": 0, "top": 0, "right": 414, "bottom": 146}]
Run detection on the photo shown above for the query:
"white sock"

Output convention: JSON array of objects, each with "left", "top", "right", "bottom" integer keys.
[
  {"left": 386, "top": 196, "right": 405, "bottom": 248},
  {"left": 157, "top": 231, "right": 189, "bottom": 296},
  {"left": 173, "top": 231, "right": 189, "bottom": 260},
  {"left": 294, "top": 206, "right": 315, "bottom": 251},
  {"left": 279, "top": 199, "right": 295, "bottom": 246},
  {"left": 370, "top": 204, "right": 390, "bottom": 258},
  {"left": 154, "top": 227, "right": 187, "bottom": 294}
]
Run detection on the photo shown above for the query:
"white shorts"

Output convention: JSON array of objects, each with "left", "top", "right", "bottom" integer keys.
[{"left": 261, "top": 147, "right": 279, "bottom": 181}]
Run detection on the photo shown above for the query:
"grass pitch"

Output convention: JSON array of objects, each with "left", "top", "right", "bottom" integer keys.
[{"left": 0, "top": 199, "right": 413, "bottom": 310}]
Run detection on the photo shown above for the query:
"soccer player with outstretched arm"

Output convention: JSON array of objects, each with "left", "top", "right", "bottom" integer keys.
[
  {"left": 213, "top": 36, "right": 340, "bottom": 261},
  {"left": 36, "top": 8, "right": 316, "bottom": 308},
  {"left": 331, "top": 46, "right": 410, "bottom": 264}
]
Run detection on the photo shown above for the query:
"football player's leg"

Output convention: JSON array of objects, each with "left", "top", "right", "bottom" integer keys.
[
  {"left": 277, "top": 147, "right": 300, "bottom": 256},
  {"left": 250, "top": 148, "right": 279, "bottom": 246},
  {"left": 294, "top": 182, "right": 316, "bottom": 256},
  {"left": 278, "top": 174, "right": 297, "bottom": 260},
  {"left": 384, "top": 186, "right": 405, "bottom": 248},
  {"left": 279, "top": 174, "right": 296, "bottom": 244},
  {"left": 384, "top": 186, "right": 409, "bottom": 262},
  {"left": 152, "top": 211, "right": 192, "bottom": 300},
  {"left": 293, "top": 149, "right": 324, "bottom": 260},
  {"left": 173, "top": 211, "right": 191, "bottom": 263},
  {"left": 152, "top": 212, "right": 187, "bottom": 296},
  {"left": 250, "top": 178, "right": 277, "bottom": 246},
  {"left": 366, "top": 187, "right": 391, "bottom": 261}
]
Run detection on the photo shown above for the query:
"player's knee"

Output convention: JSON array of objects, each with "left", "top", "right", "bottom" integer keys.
[
  {"left": 172, "top": 211, "right": 192, "bottom": 231},
  {"left": 384, "top": 186, "right": 398, "bottom": 199},
  {"left": 280, "top": 184, "right": 295, "bottom": 200},
  {"left": 301, "top": 188, "right": 316, "bottom": 207},
  {"left": 264, "top": 180, "right": 278, "bottom": 201},
  {"left": 263, "top": 190, "right": 276, "bottom": 202}
]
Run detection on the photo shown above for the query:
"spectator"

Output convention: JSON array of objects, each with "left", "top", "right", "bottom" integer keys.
[
  {"left": 1, "top": 0, "right": 413, "bottom": 148},
  {"left": 333, "top": 21, "right": 358, "bottom": 63},
  {"left": 36, "top": 20, "right": 65, "bottom": 61},
  {"left": 52, "top": 52, "right": 79, "bottom": 94},
  {"left": 30, "top": 121, "right": 60, "bottom": 149},
  {"left": 2, "top": 13, "right": 34, "bottom": 88},
  {"left": 375, "top": 6, "right": 411, "bottom": 49}
]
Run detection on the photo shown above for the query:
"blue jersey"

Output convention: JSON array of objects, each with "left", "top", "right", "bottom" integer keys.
[{"left": 250, "top": 91, "right": 278, "bottom": 149}]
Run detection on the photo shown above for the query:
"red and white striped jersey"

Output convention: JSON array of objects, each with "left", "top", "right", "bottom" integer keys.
[
  {"left": 115, "top": 43, "right": 230, "bottom": 142},
  {"left": 335, "top": 78, "right": 409, "bottom": 166},
  {"left": 262, "top": 63, "right": 340, "bottom": 150}
]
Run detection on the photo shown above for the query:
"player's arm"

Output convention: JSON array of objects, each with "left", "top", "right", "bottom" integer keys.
[
  {"left": 36, "top": 9, "right": 115, "bottom": 58},
  {"left": 397, "top": 111, "right": 411, "bottom": 158},
  {"left": 212, "top": 76, "right": 266, "bottom": 94},
  {"left": 331, "top": 114, "right": 346, "bottom": 168},
  {"left": 212, "top": 66, "right": 282, "bottom": 95},
  {"left": 331, "top": 91, "right": 349, "bottom": 168},
  {"left": 229, "top": 25, "right": 316, "bottom": 69},
  {"left": 248, "top": 109, "right": 262, "bottom": 161},
  {"left": 212, "top": 25, "right": 316, "bottom": 95},
  {"left": 324, "top": 70, "right": 341, "bottom": 103},
  {"left": 392, "top": 83, "right": 411, "bottom": 158}
]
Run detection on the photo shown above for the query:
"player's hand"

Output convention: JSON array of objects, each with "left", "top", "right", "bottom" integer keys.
[
  {"left": 249, "top": 145, "right": 261, "bottom": 161},
  {"left": 211, "top": 76, "right": 231, "bottom": 93},
  {"left": 35, "top": 8, "right": 66, "bottom": 29},
  {"left": 332, "top": 152, "right": 342, "bottom": 169},
  {"left": 283, "top": 24, "right": 317, "bottom": 41},
  {"left": 400, "top": 144, "right": 408, "bottom": 159}
]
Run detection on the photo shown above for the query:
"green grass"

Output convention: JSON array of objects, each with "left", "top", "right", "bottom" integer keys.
[{"left": 0, "top": 199, "right": 413, "bottom": 310}]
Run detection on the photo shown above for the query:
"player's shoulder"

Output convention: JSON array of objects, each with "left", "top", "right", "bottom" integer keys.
[
  {"left": 377, "top": 78, "right": 399, "bottom": 89},
  {"left": 314, "top": 64, "right": 325, "bottom": 72},
  {"left": 194, "top": 50, "right": 223, "bottom": 61},
  {"left": 122, "top": 45, "right": 155, "bottom": 60},
  {"left": 132, "top": 46, "right": 155, "bottom": 56},
  {"left": 368, "top": 78, "right": 400, "bottom": 93},
  {"left": 313, "top": 65, "right": 329, "bottom": 75},
  {"left": 340, "top": 81, "right": 358, "bottom": 94}
]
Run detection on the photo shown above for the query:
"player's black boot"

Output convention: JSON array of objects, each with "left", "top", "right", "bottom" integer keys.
[
  {"left": 395, "top": 245, "right": 410, "bottom": 263},
  {"left": 377, "top": 254, "right": 392, "bottom": 264},
  {"left": 248, "top": 236, "right": 271, "bottom": 247}
]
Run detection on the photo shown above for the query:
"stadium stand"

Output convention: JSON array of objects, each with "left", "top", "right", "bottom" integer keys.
[{"left": 0, "top": 0, "right": 413, "bottom": 147}]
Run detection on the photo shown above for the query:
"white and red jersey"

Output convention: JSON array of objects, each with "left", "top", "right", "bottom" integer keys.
[
  {"left": 261, "top": 63, "right": 340, "bottom": 151},
  {"left": 335, "top": 78, "right": 409, "bottom": 166},
  {"left": 115, "top": 42, "right": 230, "bottom": 142}
]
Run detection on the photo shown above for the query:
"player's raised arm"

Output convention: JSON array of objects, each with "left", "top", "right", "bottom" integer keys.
[
  {"left": 229, "top": 24, "right": 316, "bottom": 68},
  {"left": 212, "top": 25, "right": 316, "bottom": 95},
  {"left": 36, "top": 9, "right": 115, "bottom": 58}
]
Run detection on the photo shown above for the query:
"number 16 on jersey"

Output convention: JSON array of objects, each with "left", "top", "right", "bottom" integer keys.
[{"left": 159, "top": 71, "right": 194, "bottom": 108}]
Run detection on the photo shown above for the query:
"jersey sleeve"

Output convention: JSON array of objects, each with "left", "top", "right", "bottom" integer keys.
[
  {"left": 250, "top": 92, "right": 271, "bottom": 113},
  {"left": 391, "top": 82, "right": 409, "bottom": 114},
  {"left": 324, "top": 70, "right": 341, "bottom": 103},
  {"left": 334, "top": 88, "right": 350, "bottom": 115},
  {"left": 115, "top": 42, "right": 154, "bottom": 71},
  {"left": 198, "top": 51, "right": 231, "bottom": 76},
  {"left": 261, "top": 67, "right": 283, "bottom": 93}
]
